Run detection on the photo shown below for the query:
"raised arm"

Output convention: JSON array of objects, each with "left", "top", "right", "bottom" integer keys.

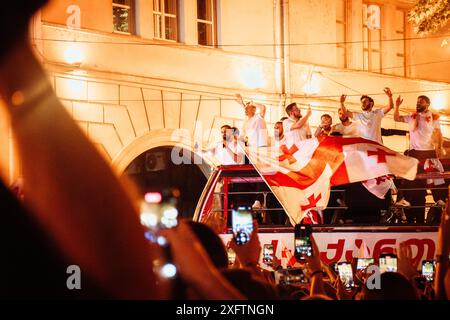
[
  {"left": 163, "top": 221, "right": 245, "bottom": 300},
  {"left": 235, "top": 93, "right": 246, "bottom": 108},
  {"left": 235, "top": 94, "right": 266, "bottom": 118},
  {"left": 291, "top": 107, "right": 312, "bottom": 130},
  {"left": 253, "top": 102, "right": 266, "bottom": 118},
  {"left": 393, "top": 95, "right": 405, "bottom": 122},
  {"left": 434, "top": 127, "right": 444, "bottom": 158},
  {"left": 340, "top": 94, "right": 353, "bottom": 118},
  {"left": 382, "top": 87, "right": 394, "bottom": 115}
]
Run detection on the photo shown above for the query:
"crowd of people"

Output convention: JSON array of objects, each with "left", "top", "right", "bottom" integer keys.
[{"left": 1, "top": 1, "right": 450, "bottom": 301}]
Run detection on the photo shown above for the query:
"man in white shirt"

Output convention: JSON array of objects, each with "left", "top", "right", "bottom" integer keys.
[
  {"left": 236, "top": 94, "right": 268, "bottom": 148},
  {"left": 394, "top": 94, "right": 445, "bottom": 224},
  {"left": 338, "top": 89, "right": 394, "bottom": 224},
  {"left": 331, "top": 107, "right": 360, "bottom": 137},
  {"left": 340, "top": 88, "right": 394, "bottom": 144},
  {"left": 394, "top": 95, "right": 443, "bottom": 155},
  {"left": 229, "top": 127, "right": 245, "bottom": 164},
  {"left": 209, "top": 125, "right": 245, "bottom": 165},
  {"left": 282, "top": 102, "right": 312, "bottom": 145}
]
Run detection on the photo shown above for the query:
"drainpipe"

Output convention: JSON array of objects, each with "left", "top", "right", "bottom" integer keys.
[{"left": 281, "top": 0, "right": 291, "bottom": 104}]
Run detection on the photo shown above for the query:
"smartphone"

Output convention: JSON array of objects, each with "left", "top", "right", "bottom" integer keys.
[
  {"left": 227, "top": 248, "right": 236, "bottom": 266},
  {"left": 356, "top": 258, "right": 375, "bottom": 271},
  {"left": 331, "top": 262, "right": 339, "bottom": 273},
  {"left": 140, "top": 191, "right": 178, "bottom": 231},
  {"left": 263, "top": 244, "right": 274, "bottom": 266},
  {"left": 232, "top": 206, "right": 253, "bottom": 245},
  {"left": 379, "top": 254, "right": 398, "bottom": 273},
  {"left": 294, "top": 224, "right": 313, "bottom": 261},
  {"left": 337, "top": 262, "right": 355, "bottom": 290},
  {"left": 140, "top": 192, "right": 179, "bottom": 280},
  {"left": 274, "top": 268, "right": 308, "bottom": 285},
  {"left": 422, "top": 260, "right": 436, "bottom": 282}
]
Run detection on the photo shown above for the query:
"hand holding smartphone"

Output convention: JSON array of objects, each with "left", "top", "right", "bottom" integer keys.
[
  {"left": 379, "top": 254, "right": 398, "bottom": 273},
  {"left": 337, "top": 262, "right": 355, "bottom": 290},
  {"left": 356, "top": 258, "right": 375, "bottom": 271},
  {"left": 232, "top": 206, "right": 254, "bottom": 245},
  {"left": 422, "top": 260, "right": 436, "bottom": 282},
  {"left": 263, "top": 244, "right": 274, "bottom": 266},
  {"left": 294, "top": 224, "right": 313, "bottom": 261},
  {"left": 275, "top": 268, "right": 309, "bottom": 285}
]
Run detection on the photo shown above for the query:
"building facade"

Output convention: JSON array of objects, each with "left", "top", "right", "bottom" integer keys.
[{"left": 1, "top": 0, "right": 449, "bottom": 186}]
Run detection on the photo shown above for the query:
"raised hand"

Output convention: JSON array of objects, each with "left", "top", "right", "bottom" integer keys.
[
  {"left": 161, "top": 221, "right": 245, "bottom": 299},
  {"left": 229, "top": 220, "right": 262, "bottom": 268},
  {"left": 335, "top": 276, "right": 356, "bottom": 300},
  {"left": 305, "top": 235, "right": 322, "bottom": 273},
  {"left": 384, "top": 87, "right": 393, "bottom": 97},
  {"left": 235, "top": 93, "right": 245, "bottom": 106},
  {"left": 396, "top": 96, "right": 403, "bottom": 107},
  {"left": 340, "top": 94, "right": 347, "bottom": 104},
  {"left": 398, "top": 241, "right": 419, "bottom": 279}
]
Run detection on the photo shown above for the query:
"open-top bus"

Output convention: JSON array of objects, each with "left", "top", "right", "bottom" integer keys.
[{"left": 193, "top": 164, "right": 446, "bottom": 268}]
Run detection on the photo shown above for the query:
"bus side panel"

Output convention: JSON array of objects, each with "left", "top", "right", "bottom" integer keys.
[{"left": 220, "top": 231, "right": 437, "bottom": 267}]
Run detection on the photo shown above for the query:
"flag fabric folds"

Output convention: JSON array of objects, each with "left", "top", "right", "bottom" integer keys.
[{"left": 245, "top": 136, "right": 418, "bottom": 225}]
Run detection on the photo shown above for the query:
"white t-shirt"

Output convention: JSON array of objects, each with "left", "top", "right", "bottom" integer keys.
[
  {"left": 331, "top": 121, "right": 360, "bottom": 137},
  {"left": 242, "top": 114, "right": 268, "bottom": 147},
  {"left": 282, "top": 116, "right": 311, "bottom": 145},
  {"left": 401, "top": 111, "right": 440, "bottom": 151},
  {"left": 210, "top": 141, "right": 245, "bottom": 165},
  {"left": 353, "top": 109, "right": 385, "bottom": 143}
]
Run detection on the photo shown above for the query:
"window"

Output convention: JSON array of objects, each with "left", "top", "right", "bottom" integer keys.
[
  {"left": 113, "top": 0, "right": 135, "bottom": 34},
  {"left": 362, "top": 3, "right": 382, "bottom": 72},
  {"left": 153, "top": 0, "right": 178, "bottom": 41},
  {"left": 197, "top": 0, "right": 217, "bottom": 46},
  {"left": 393, "top": 9, "right": 407, "bottom": 77},
  {"left": 336, "top": 0, "right": 348, "bottom": 68}
]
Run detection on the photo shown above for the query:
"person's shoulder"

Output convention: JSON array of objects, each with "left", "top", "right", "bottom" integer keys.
[
  {"left": 374, "top": 108, "right": 384, "bottom": 115},
  {"left": 353, "top": 111, "right": 362, "bottom": 118},
  {"left": 282, "top": 117, "right": 292, "bottom": 127}
]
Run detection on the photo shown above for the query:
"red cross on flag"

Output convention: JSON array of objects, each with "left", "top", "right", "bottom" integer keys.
[
  {"left": 362, "top": 175, "right": 395, "bottom": 199},
  {"left": 245, "top": 136, "right": 418, "bottom": 225}
]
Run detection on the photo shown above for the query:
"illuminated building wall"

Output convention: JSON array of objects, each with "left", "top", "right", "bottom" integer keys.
[{"left": 1, "top": 0, "right": 449, "bottom": 182}]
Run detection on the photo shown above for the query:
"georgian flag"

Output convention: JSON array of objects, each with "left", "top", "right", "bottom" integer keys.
[
  {"left": 424, "top": 158, "right": 445, "bottom": 186},
  {"left": 362, "top": 175, "right": 396, "bottom": 199},
  {"left": 246, "top": 136, "right": 418, "bottom": 225}
]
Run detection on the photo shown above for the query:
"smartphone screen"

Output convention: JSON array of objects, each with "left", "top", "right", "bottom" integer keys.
[
  {"left": 338, "top": 262, "right": 354, "bottom": 289},
  {"left": 275, "top": 268, "right": 308, "bottom": 285},
  {"left": 356, "top": 258, "right": 375, "bottom": 270},
  {"left": 263, "top": 244, "right": 274, "bottom": 266},
  {"left": 227, "top": 248, "right": 236, "bottom": 266},
  {"left": 379, "top": 254, "right": 397, "bottom": 273},
  {"left": 422, "top": 260, "right": 436, "bottom": 282},
  {"left": 294, "top": 224, "right": 312, "bottom": 261},
  {"left": 232, "top": 206, "right": 253, "bottom": 245}
]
